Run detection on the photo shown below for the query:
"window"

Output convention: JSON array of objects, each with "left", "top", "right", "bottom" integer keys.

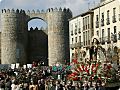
[
  {"left": 85, "top": 17, "right": 87, "bottom": 29},
  {"left": 83, "top": 32, "right": 85, "bottom": 46},
  {"left": 79, "top": 36, "right": 81, "bottom": 43},
  {"left": 72, "top": 38, "right": 74, "bottom": 44},
  {"left": 71, "top": 24, "right": 73, "bottom": 35},
  {"left": 114, "top": 26, "right": 116, "bottom": 34},
  {"left": 108, "top": 28, "right": 110, "bottom": 41},
  {"left": 88, "top": 31, "right": 90, "bottom": 44},
  {"left": 96, "top": 15, "right": 99, "bottom": 21},
  {"left": 113, "top": 26, "right": 117, "bottom": 42},
  {"left": 97, "top": 31, "right": 99, "bottom": 36},
  {"left": 102, "top": 29, "right": 104, "bottom": 38},
  {"left": 86, "top": 31, "right": 88, "bottom": 45},
  {"left": 75, "top": 37, "right": 77, "bottom": 43},
  {"left": 107, "top": 10, "right": 109, "bottom": 18},
  {"left": 96, "top": 15, "right": 99, "bottom": 28},
  {"left": 88, "top": 16, "right": 90, "bottom": 29},
  {"left": 113, "top": 8, "right": 116, "bottom": 23},
  {"left": 75, "top": 23, "right": 77, "bottom": 34},
  {"left": 101, "top": 13, "right": 104, "bottom": 26},
  {"left": 107, "top": 10, "right": 110, "bottom": 25},
  {"left": 113, "top": 8, "right": 116, "bottom": 16},
  {"left": 78, "top": 21, "right": 81, "bottom": 33},
  {"left": 83, "top": 18, "right": 85, "bottom": 30}
]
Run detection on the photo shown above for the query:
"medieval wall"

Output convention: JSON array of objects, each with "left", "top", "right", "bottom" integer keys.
[
  {"left": 0, "top": 8, "right": 72, "bottom": 65},
  {"left": 1, "top": 9, "right": 28, "bottom": 64},
  {"left": 28, "top": 27, "right": 48, "bottom": 65},
  {"left": 47, "top": 8, "right": 72, "bottom": 65}
]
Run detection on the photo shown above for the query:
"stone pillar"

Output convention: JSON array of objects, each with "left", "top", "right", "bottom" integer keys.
[{"left": 47, "top": 8, "right": 72, "bottom": 66}]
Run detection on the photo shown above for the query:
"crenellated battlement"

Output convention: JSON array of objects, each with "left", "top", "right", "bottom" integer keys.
[
  {"left": 1, "top": 7, "right": 72, "bottom": 15},
  {"left": 29, "top": 27, "right": 46, "bottom": 31},
  {"left": 1, "top": 9, "right": 25, "bottom": 14},
  {"left": 26, "top": 7, "right": 72, "bottom": 14},
  {"left": 26, "top": 9, "right": 45, "bottom": 14},
  {"left": 47, "top": 7, "right": 72, "bottom": 13}
]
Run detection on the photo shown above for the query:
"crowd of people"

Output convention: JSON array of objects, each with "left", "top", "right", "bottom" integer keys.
[{"left": 0, "top": 62, "right": 120, "bottom": 90}]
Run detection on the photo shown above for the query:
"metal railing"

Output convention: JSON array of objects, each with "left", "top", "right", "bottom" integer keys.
[
  {"left": 96, "top": 21, "right": 99, "bottom": 28},
  {"left": 106, "top": 18, "right": 110, "bottom": 25},
  {"left": 112, "top": 15, "right": 116, "bottom": 23},
  {"left": 70, "top": 42, "right": 83, "bottom": 48}
]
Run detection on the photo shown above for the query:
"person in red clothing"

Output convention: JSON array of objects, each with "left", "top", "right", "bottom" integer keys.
[{"left": 32, "top": 61, "right": 37, "bottom": 68}]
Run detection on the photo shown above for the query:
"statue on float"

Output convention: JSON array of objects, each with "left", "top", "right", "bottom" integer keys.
[{"left": 89, "top": 38, "right": 99, "bottom": 61}]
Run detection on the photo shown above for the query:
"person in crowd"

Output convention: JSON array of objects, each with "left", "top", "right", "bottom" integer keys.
[
  {"left": 55, "top": 80, "right": 63, "bottom": 90},
  {"left": 37, "top": 79, "right": 45, "bottom": 90},
  {"left": 67, "top": 81, "right": 75, "bottom": 90},
  {"left": 5, "top": 78, "right": 12, "bottom": 90},
  {"left": 29, "top": 81, "right": 38, "bottom": 90},
  {"left": 83, "top": 81, "right": 89, "bottom": 90}
]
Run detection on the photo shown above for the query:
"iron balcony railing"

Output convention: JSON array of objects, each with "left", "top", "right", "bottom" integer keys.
[
  {"left": 112, "top": 15, "right": 116, "bottom": 23},
  {"left": 100, "top": 37, "right": 105, "bottom": 44},
  {"left": 100, "top": 36, "right": 111, "bottom": 44},
  {"left": 101, "top": 19, "right": 104, "bottom": 26},
  {"left": 111, "top": 33, "right": 117, "bottom": 42},
  {"left": 70, "top": 42, "right": 83, "bottom": 48},
  {"left": 96, "top": 21, "right": 99, "bottom": 28},
  {"left": 71, "top": 31, "right": 73, "bottom": 36},
  {"left": 106, "top": 18, "right": 110, "bottom": 25}
]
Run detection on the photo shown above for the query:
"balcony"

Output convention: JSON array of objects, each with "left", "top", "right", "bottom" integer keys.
[
  {"left": 78, "top": 28, "right": 81, "bottom": 33},
  {"left": 83, "top": 26, "right": 85, "bottom": 30},
  {"left": 74, "top": 29, "right": 77, "bottom": 35},
  {"left": 112, "top": 15, "right": 116, "bottom": 23},
  {"left": 106, "top": 36, "right": 111, "bottom": 44},
  {"left": 118, "top": 32, "right": 120, "bottom": 40},
  {"left": 70, "top": 42, "right": 83, "bottom": 48},
  {"left": 70, "top": 44, "right": 76, "bottom": 48},
  {"left": 96, "top": 21, "right": 99, "bottom": 28},
  {"left": 106, "top": 18, "right": 110, "bottom": 25},
  {"left": 76, "top": 42, "right": 83, "bottom": 47},
  {"left": 100, "top": 37, "right": 105, "bottom": 44},
  {"left": 101, "top": 19, "right": 104, "bottom": 26},
  {"left": 111, "top": 33, "right": 117, "bottom": 42},
  {"left": 71, "top": 31, "right": 73, "bottom": 36}
]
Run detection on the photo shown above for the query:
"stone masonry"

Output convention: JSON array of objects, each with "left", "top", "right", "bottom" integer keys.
[{"left": 0, "top": 8, "right": 72, "bottom": 66}]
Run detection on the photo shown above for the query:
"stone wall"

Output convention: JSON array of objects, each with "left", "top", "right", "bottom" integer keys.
[
  {"left": 1, "top": 9, "right": 28, "bottom": 64},
  {"left": 28, "top": 27, "right": 48, "bottom": 65},
  {"left": 0, "top": 8, "right": 72, "bottom": 65},
  {"left": 47, "top": 8, "right": 72, "bottom": 65}
]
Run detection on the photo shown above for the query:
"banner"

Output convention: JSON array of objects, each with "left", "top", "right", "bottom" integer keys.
[
  {"left": 23, "top": 65, "right": 26, "bottom": 69},
  {"left": 11, "top": 64, "right": 15, "bottom": 69},
  {"left": 16, "top": 63, "right": 19, "bottom": 68},
  {"left": 27, "top": 64, "right": 32, "bottom": 68}
]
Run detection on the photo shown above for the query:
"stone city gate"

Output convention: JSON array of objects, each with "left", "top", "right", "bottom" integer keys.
[{"left": 0, "top": 8, "right": 72, "bottom": 66}]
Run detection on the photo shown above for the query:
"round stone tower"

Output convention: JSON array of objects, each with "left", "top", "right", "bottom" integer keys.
[
  {"left": 1, "top": 9, "right": 28, "bottom": 64},
  {"left": 47, "top": 8, "right": 72, "bottom": 65}
]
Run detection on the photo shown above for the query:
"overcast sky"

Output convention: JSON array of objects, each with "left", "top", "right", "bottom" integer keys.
[{"left": 0, "top": 0, "right": 100, "bottom": 29}]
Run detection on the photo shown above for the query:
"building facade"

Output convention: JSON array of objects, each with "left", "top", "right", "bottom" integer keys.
[
  {"left": 69, "top": 0, "right": 120, "bottom": 64},
  {"left": 93, "top": 0, "right": 120, "bottom": 64},
  {"left": 94, "top": 0, "right": 120, "bottom": 49},
  {"left": 69, "top": 10, "right": 94, "bottom": 62}
]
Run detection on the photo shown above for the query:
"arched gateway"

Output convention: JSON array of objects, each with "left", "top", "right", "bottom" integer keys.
[{"left": 0, "top": 8, "right": 72, "bottom": 65}]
